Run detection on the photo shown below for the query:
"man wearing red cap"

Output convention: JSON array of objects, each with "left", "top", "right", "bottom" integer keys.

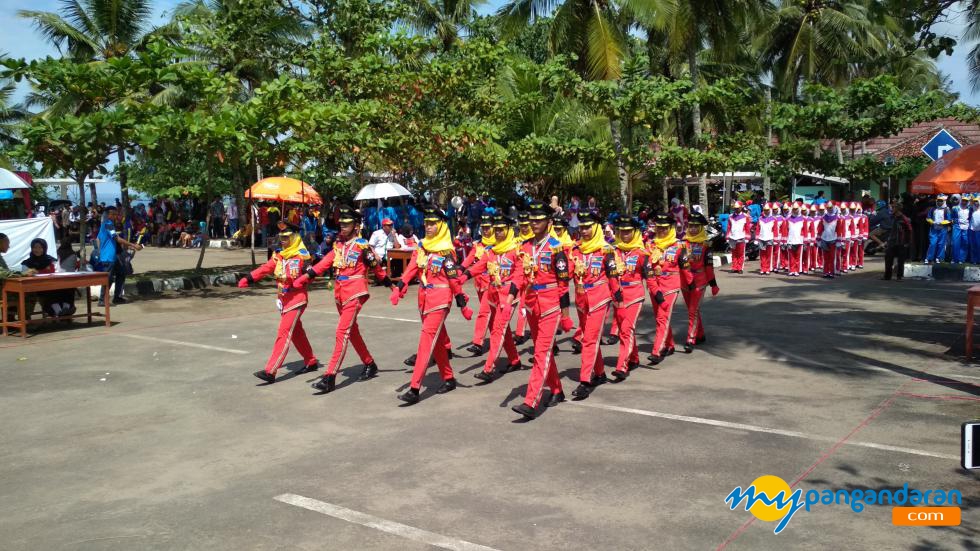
[
  {"left": 648, "top": 213, "right": 690, "bottom": 364},
  {"left": 390, "top": 206, "right": 473, "bottom": 404},
  {"left": 292, "top": 206, "right": 390, "bottom": 393},
  {"left": 238, "top": 225, "right": 320, "bottom": 383},
  {"left": 681, "top": 213, "right": 719, "bottom": 351},
  {"left": 512, "top": 201, "right": 572, "bottom": 419},
  {"left": 459, "top": 215, "right": 525, "bottom": 381},
  {"left": 726, "top": 201, "right": 751, "bottom": 273},
  {"left": 569, "top": 211, "right": 621, "bottom": 398},
  {"left": 460, "top": 214, "right": 496, "bottom": 355}
]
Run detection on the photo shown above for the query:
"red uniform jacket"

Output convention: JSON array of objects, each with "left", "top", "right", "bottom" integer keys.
[
  {"left": 461, "top": 241, "right": 492, "bottom": 292},
  {"left": 248, "top": 252, "right": 311, "bottom": 313},
  {"left": 612, "top": 247, "right": 651, "bottom": 307},
  {"left": 647, "top": 241, "right": 690, "bottom": 299},
  {"left": 570, "top": 245, "right": 622, "bottom": 313},
  {"left": 396, "top": 248, "right": 464, "bottom": 315},
  {"left": 304, "top": 237, "right": 387, "bottom": 305},
  {"left": 462, "top": 247, "right": 526, "bottom": 307},
  {"left": 681, "top": 241, "right": 716, "bottom": 289},
  {"left": 519, "top": 235, "right": 571, "bottom": 317}
]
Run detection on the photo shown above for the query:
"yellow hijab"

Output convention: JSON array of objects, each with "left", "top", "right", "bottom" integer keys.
[
  {"left": 653, "top": 226, "right": 677, "bottom": 251},
  {"left": 578, "top": 224, "right": 605, "bottom": 254},
  {"left": 421, "top": 221, "right": 454, "bottom": 253},
  {"left": 686, "top": 224, "right": 707, "bottom": 243},
  {"left": 274, "top": 233, "right": 310, "bottom": 278},
  {"left": 492, "top": 227, "right": 518, "bottom": 254},
  {"left": 481, "top": 231, "right": 496, "bottom": 247},
  {"left": 551, "top": 227, "right": 573, "bottom": 249},
  {"left": 615, "top": 228, "right": 643, "bottom": 251},
  {"left": 519, "top": 225, "right": 534, "bottom": 242}
]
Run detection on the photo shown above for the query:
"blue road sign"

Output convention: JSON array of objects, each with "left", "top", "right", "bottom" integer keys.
[{"left": 921, "top": 129, "right": 962, "bottom": 161}]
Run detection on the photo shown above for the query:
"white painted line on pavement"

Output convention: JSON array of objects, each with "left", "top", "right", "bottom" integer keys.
[
  {"left": 309, "top": 309, "right": 420, "bottom": 323},
  {"left": 570, "top": 401, "right": 958, "bottom": 461},
  {"left": 274, "top": 493, "right": 500, "bottom": 551},
  {"left": 119, "top": 334, "right": 250, "bottom": 355}
]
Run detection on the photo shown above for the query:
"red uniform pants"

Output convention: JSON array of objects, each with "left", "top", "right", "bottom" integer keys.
[
  {"left": 652, "top": 291, "right": 679, "bottom": 355},
  {"left": 823, "top": 244, "right": 837, "bottom": 276},
  {"left": 681, "top": 286, "right": 705, "bottom": 344},
  {"left": 515, "top": 290, "right": 529, "bottom": 337},
  {"left": 482, "top": 299, "right": 520, "bottom": 373},
  {"left": 812, "top": 243, "right": 822, "bottom": 270},
  {"left": 264, "top": 306, "right": 317, "bottom": 375},
  {"left": 837, "top": 243, "right": 849, "bottom": 273},
  {"left": 578, "top": 303, "right": 608, "bottom": 383},
  {"left": 409, "top": 307, "right": 454, "bottom": 389},
  {"left": 801, "top": 245, "right": 811, "bottom": 272},
  {"left": 780, "top": 245, "right": 790, "bottom": 271},
  {"left": 731, "top": 241, "right": 746, "bottom": 271},
  {"left": 471, "top": 286, "right": 493, "bottom": 346},
  {"left": 573, "top": 291, "right": 587, "bottom": 344},
  {"left": 523, "top": 302, "right": 563, "bottom": 409},
  {"left": 613, "top": 301, "right": 642, "bottom": 372},
  {"left": 759, "top": 244, "right": 773, "bottom": 273},
  {"left": 851, "top": 240, "right": 863, "bottom": 267},
  {"left": 326, "top": 295, "right": 373, "bottom": 375},
  {"left": 788, "top": 245, "right": 802, "bottom": 274}
]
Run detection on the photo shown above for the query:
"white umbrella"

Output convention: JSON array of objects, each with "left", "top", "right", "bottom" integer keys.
[
  {"left": 0, "top": 168, "right": 31, "bottom": 190},
  {"left": 354, "top": 182, "right": 412, "bottom": 201}
]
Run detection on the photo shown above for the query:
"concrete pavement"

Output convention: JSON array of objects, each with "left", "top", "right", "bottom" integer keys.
[{"left": 1, "top": 257, "right": 978, "bottom": 550}]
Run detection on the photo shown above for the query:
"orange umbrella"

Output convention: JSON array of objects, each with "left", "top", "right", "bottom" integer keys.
[
  {"left": 911, "top": 144, "right": 980, "bottom": 195},
  {"left": 245, "top": 177, "right": 323, "bottom": 204}
]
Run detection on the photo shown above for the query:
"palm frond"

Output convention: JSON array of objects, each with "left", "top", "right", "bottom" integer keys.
[{"left": 585, "top": 6, "right": 624, "bottom": 80}]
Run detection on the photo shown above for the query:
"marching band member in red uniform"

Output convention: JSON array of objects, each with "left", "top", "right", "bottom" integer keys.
[
  {"left": 291, "top": 207, "right": 390, "bottom": 393},
  {"left": 238, "top": 225, "right": 320, "bottom": 383},
  {"left": 610, "top": 215, "right": 651, "bottom": 380},
  {"left": 680, "top": 213, "right": 719, "bottom": 352},
  {"left": 459, "top": 215, "right": 525, "bottom": 382},
  {"left": 513, "top": 212, "right": 535, "bottom": 344},
  {"left": 838, "top": 202, "right": 853, "bottom": 273},
  {"left": 461, "top": 214, "right": 496, "bottom": 355},
  {"left": 756, "top": 203, "right": 777, "bottom": 275},
  {"left": 852, "top": 202, "right": 867, "bottom": 269},
  {"left": 777, "top": 202, "right": 791, "bottom": 273},
  {"left": 785, "top": 203, "right": 805, "bottom": 276},
  {"left": 512, "top": 202, "right": 572, "bottom": 419},
  {"left": 569, "top": 211, "right": 621, "bottom": 399},
  {"left": 647, "top": 214, "right": 690, "bottom": 365},
  {"left": 726, "top": 201, "right": 751, "bottom": 274},
  {"left": 809, "top": 203, "right": 823, "bottom": 272},
  {"left": 801, "top": 204, "right": 814, "bottom": 273},
  {"left": 390, "top": 207, "right": 473, "bottom": 404},
  {"left": 550, "top": 215, "right": 577, "bottom": 338},
  {"left": 818, "top": 202, "right": 844, "bottom": 278}
]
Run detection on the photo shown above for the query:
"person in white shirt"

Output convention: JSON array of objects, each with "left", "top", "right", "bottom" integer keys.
[{"left": 368, "top": 218, "right": 400, "bottom": 259}]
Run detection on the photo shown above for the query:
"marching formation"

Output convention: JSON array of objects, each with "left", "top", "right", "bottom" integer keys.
[
  {"left": 236, "top": 200, "right": 720, "bottom": 421},
  {"left": 728, "top": 199, "right": 869, "bottom": 278}
]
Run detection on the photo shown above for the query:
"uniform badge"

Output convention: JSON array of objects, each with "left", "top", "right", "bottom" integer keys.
[
  {"left": 538, "top": 251, "right": 552, "bottom": 267},
  {"left": 555, "top": 258, "right": 566, "bottom": 271}
]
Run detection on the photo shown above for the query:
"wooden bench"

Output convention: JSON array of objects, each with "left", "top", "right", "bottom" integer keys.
[
  {"left": 966, "top": 285, "right": 980, "bottom": 360},
  {"left": 2, "top": 272, "right": 110, "bottom": 338}
]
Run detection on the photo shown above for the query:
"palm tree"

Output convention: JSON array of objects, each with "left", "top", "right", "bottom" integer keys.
[
  {"left": 408, "top": 0, "right": 487, "bottom": 52},
  {"left": 20, "top": 0, "right": 158, "bottom": 208}
]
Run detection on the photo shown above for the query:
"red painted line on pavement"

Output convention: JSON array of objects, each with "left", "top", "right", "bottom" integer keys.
[{"left": 896, "top": 392, "right": 980, "bottom": 402}]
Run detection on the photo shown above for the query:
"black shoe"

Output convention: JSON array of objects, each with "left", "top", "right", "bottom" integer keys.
[
  {"left": 403, "top": 354, "right": 417, "bottom": 367},
  {"left": 514, "top": 335, "right": 529, "bottom": 345},
  {"left": 553, "top": 343, "right": 559, "bottom": 357},
  {"left": 627, "top": 360, "right": 639, "bottom": 371},
  {"left": 466, "top": 343, "right": 485, "bottom": 356},
  {"left": 448, "top": 350, "right": 455, "bottom": 360},
  {"left": 299, "top": 361, "right": 320, "bottom": 374},
  {"left": 684, "top": 343, "right": 694, "bottom": 353},
  {"left": 113, "top": 296, "right": 128, "bottom": 304},
  {"left": 474, "top": 370, "right": 494, "bottom": 383},
  {"left": 601, "top": 335, "right": 619, "bottom": 345},
  {"left": 436, "top": 378, "right": 457, "bottom": 394},
  {"left": 548, "top": 392, "right": 566, "bottom": 407},
  {"left": 253, "top": 370, "right": 275, "bottom": 384},
  {"left": 571, "top": 341, "right": 582, "bottom": 354},
  {"left": 664, "top": 347, "right": 675, "bottom": 357},
  {"left": 695, "top": 336, "right": 706, "bottom": 345},
  {"left": 512, "top": 403, "right": 537, "bottom": 419},
  {"left": 312, "top": 374, "right": 336, "bottom": 392},
  {"left": 591, "top": 373, "right": 609, "bottom": 386},
  {"left": 612, "top": 370, "right": 628, "bottom": 382},
  {"left": 648, "top": 354, "right": 663, "bottom": 366},
  {"left": 359, "top": 362, "right": 378, "bottom": 381},
  {"left": 571, "top": 382, "right": 594, "bottom": 398},
  {"left": 398, "top": 387, "right": 420, "bottom": 404},
  {"left": 505, "top": 362, "right": 523, "bottom": 373}
]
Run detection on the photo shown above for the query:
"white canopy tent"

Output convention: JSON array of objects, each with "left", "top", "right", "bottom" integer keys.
[{"left": 0, "top": 168, "right": 30, "bottom": 190}]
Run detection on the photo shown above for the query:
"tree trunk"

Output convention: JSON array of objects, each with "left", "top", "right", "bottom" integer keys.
[
  {"left": 688, "top": 44, "right": 708, "bottom": 215},
  {"left": 252, "top": 156, "right": 263, "bottom": 266},
  {"left": 117, "top": 148, "right": 130, "bottom": 213},
  {"left": 89, "top": 182, "right": 98, "bottom": 207},
  {"left": 763, "top": 87, "right": 772, "bottom": 200},
  {"left": 834, "top": 139, "right": 844, "bottom": 165},
  {"left": 610, "top": 119, "right": 631, "bottom": 214},
  {"left": 76, "top": 173, "right": 88, "bottom": 262},
  {"left": 196, "top": 164, "right": 212, "bottom": 271}
]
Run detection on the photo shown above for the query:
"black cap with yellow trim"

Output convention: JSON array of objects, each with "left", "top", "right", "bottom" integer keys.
[
  {"left": 337, "top": 205, "right": 360, "bottom": 224},
  {"left": 652, "top": 213, "right": 675, "bottom": 227},
  {"left": 613, "top": 215, "right": 640, "bottom": 231},
  {"left": 492, "top": 215, "right": 514, "bottom": 228},
  {"left": 479, "top": 214, "right": 493, "bottom": 227},
  {"left": 578, "top": 211, "right": 600, "bottom": 226},
  {"left": 551, "top": 215, "right": 567, "bottom": 227},
  {"left": 423, "top": 205, "right": 447, "bottom": 222},
  {"left": 518, "top": 211, "right": 530, "bottom": 224},
  {"left": 527, "top": 201, "right": 550, "bottom": 220},
  {"left": 277, "top": 222, "right": 302, "bottom": 236}
]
